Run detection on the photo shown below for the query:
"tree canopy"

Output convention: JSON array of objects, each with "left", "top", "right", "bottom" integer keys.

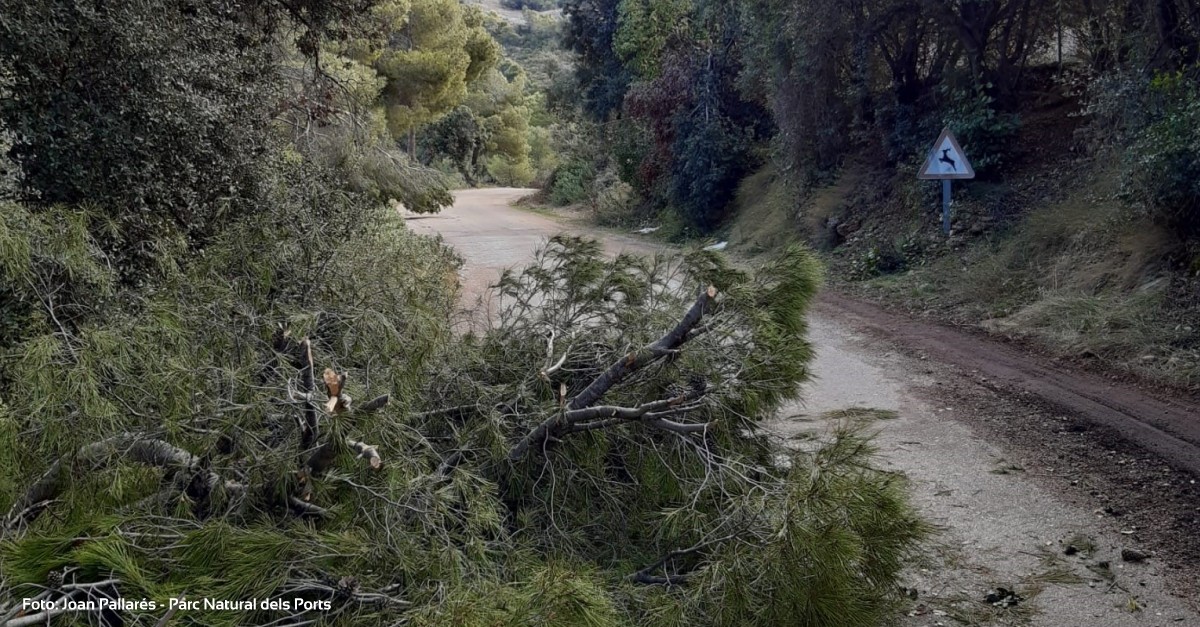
[{"left": 557, "top": 0, "right": 1200, "bottom": 239}]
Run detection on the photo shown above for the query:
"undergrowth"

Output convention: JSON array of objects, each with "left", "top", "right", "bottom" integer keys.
[{"left": 856, "top": 171, "right": 1200, "bottom": 389}]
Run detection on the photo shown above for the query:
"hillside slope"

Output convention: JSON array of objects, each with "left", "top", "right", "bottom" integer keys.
[{"left": 729, "top": 88, "right": 1200, "bottom": 394}]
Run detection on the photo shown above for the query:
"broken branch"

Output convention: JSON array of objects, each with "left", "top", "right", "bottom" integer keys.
[
  {"left": 569, "top": 286, "right": 715, "bottom": 411},
  {"left": 347, "top": 439, "right": 382, "bottom": 470},
  {"left": 299, "top": 339, "right": 318, "bottom": 450},
  {"left": 305, "top": 437, "right": 383, "bottom": 475},
  {"left": 357, "top": 394, "right": 390, "bottom": 414},
  {"left": 288, "top": 496, "right": 330, "bottom": 518},
  {"left": 509, "top": 286, "right": 716, "bottom": 462},
  {"left": 5, "top": 435, "right": 229, "bottom": 532}
]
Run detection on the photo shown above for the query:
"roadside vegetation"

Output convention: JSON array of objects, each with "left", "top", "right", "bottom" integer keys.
[
  {"left": 541, "top": 0, "right": 1200, "bottom": 392},
  {"left": 0, "top": 1, "right": 929, "bottom": 625}
]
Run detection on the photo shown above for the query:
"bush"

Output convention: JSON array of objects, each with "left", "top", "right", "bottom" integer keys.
[
  {"left": 548, "top": 158, "right": 597, "bottom": 205},
  {"left": 1120, "top": 72, "right": 1200, "bottom": 239},
  {"left": 941, "top": 82, "right": 1020, "bottom": 175},
  {"left": 590, "top": 170, "right": 638, "bottom": 226}
]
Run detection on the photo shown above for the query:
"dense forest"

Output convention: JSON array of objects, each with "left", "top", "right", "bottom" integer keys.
[
  {"left": 543, "top": 0, "right": 1200, "bottom": 389},
  {"left": 550, "top": 0, "right": 1200, "bottom": 237},
  {"left": 0, "top": 1, "right": 926, "bottom": 626}
]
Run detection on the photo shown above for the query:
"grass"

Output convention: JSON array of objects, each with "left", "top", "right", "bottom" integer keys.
[
  {"left": 727, "top": 165, "right": 802, "bottom": 254},
  {"left": 851, "top": 167, "right": 1200, "bottom": 391}
]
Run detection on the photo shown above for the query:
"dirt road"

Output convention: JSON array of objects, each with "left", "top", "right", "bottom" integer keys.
[{"left": 409, "top": 188, "right": 1200, "bottom": 626}]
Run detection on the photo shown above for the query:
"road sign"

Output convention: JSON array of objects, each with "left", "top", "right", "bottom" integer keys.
[
  {"left": 918, "top": 128, "right": 975, "bottom": 180},
  {"left": 918, "top": 128, "right": 974, "bottom": 234}
]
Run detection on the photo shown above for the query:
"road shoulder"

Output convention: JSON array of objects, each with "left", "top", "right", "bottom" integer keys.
[{"left": 781, "top": 310, "right": 1200, "bottom": 625}]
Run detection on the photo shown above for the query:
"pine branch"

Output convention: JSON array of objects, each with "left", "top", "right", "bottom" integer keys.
[
  {"left": 347, "top": 439, "right": 382, "bottom": 469},
  {"left": 288, "top": 496, "right": 330, "bottom": 518},
  {"left": 357, "top": 394, "right": 390, "bottom": 414},
  {"left": 563, "top": 391, "right": 710, "bottom": 434},
  {"left": 568, "top": 285, "right": 715, "bottom": 411},
  {"left": 299, "top": 338, "right": 319, "bottom": 451},
  {"left": 433, "top": 450, "right": 465, "bottom": 481},
  {"left": 5, "top": 434, "right": 235, "bottom": 532},
  {"left": 629, "top": 532, "right": 739, "bottom": 586},
  {"left": 5, "top": 592, "right": 83, "bottom": 627},
  {"left": 508, "top": 286, "right": 716, "bottom": 462}
]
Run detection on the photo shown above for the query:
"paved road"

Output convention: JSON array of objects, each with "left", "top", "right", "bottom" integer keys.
[{"left": 409, "top": 187, "right": 1200, "bottom": 626}]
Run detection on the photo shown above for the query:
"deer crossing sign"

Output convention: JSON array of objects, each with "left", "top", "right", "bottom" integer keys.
[
  {"left": 918, "top": 128, "right": 974, "bottom": 234},
  {"left": 918, "top": 128, "right": 975, "bottom": 180}
]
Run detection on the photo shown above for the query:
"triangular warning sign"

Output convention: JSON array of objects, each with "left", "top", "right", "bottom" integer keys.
[{"left": 918, "top": 128, "right": 975, "bottom": 180}]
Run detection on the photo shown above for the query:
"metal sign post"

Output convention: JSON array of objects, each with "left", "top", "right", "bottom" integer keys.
[
  {"left": 942, "top": 180, "right": 951, "bottom": 234},
  {"left": 918, "top": 128, "right": 975, "bottom": 234}
]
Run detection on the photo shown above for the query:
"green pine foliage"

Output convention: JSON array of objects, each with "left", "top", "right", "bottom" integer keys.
[{"left": 1, "top": 227, "right": 927, "bottom": 625}]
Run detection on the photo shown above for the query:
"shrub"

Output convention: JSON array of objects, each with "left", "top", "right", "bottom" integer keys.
[
  {"left": 941, "top": 82, "right": 1021, "bottom": 175},
  {"left": 590, "top": 170, "right": 638, "bottom": 226},
  {"left": 549, "top": 158, "right": 597, "bottom": 205},
  {"left": 1120, "top": 71, "right": 1200, "bottom": 239}
]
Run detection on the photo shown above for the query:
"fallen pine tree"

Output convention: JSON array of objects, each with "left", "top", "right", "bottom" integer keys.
[{"left": 0, "top": 226, "right": 928, "bottom": 626}]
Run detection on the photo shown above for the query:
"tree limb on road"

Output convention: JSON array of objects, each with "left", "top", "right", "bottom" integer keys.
[{"left": 508, "top": 285, "right": 717, "bottom": 462}]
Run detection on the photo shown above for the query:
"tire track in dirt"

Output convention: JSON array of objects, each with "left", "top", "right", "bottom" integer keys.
[{"left": 818, "top": 292, "right": 1200, "bottom": 477}]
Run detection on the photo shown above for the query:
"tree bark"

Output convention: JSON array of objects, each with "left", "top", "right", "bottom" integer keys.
[{"left": 6, "top": 434, "right": 233, "bottom": 531}]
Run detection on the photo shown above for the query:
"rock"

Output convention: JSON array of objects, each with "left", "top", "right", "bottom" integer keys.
[
  {"left": 1064, "top": 545, "right": 1079, "bottom": 556},
  {"left": 1122, "top": 549, "right": 1149, "bottom": 563},
  {"left": 984, "top": 588, "right": 1023, "bottom": 607},
  {"left": 836, "top": 219, "right": 862, "bottom": 237}
]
